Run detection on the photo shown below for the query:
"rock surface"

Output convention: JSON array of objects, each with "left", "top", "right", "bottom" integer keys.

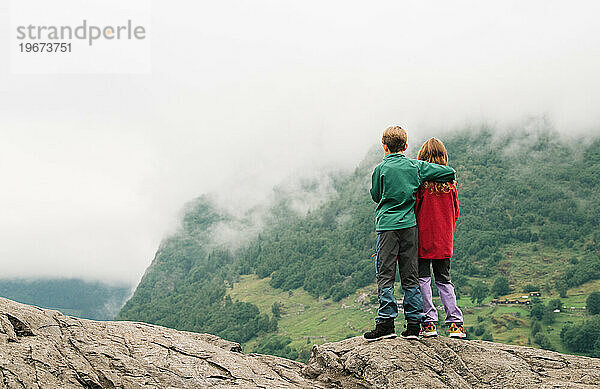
[
  {"left": 306, "top": 336, "right": 600, "bottom": 388},
  {"left": 1, "top": 297, "right": 599, "bottom": 388},
  {"left": 0, "top": 297, "right": 330, "bottom": 388}
]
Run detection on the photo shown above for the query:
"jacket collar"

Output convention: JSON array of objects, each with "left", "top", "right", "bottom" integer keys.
[{"left": 384, "top": 153, "right": 406, "bottom": 160}]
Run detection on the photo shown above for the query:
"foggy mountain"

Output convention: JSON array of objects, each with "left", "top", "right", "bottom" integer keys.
[{"left": 118, "top": 125, "right": 600, "bottom": 360}]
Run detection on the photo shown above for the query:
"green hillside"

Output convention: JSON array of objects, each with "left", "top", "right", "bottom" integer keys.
[
  {"left": 117, "top": 196, "right": 278, "bottom": 343},
  {"left": 227, "top": 273, "right": 594, "bottom": 358},
  {"left": 118, "top": 126, "right": 600, "bottom": 359}
]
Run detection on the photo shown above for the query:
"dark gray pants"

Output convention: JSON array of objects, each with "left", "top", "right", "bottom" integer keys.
[{"left": 375, "top": 227, "right": 423, "bottom": 323}]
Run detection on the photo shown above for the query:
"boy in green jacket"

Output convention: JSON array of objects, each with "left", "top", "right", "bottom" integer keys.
[{"left": 364, "top": 126, "right": 456, "bottom": 340}]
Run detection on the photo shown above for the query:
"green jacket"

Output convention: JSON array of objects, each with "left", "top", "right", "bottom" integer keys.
[{"left": 370, "top": 153, "right": 456, "bottom": 231}]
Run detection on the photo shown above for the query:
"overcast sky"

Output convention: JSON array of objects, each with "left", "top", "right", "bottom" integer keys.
[{"left": 1, "top": 1, "right": 599, "bottom": 285}]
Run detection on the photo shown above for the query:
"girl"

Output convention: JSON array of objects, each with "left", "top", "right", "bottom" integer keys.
[{"left": 415, "top": 138, "right": 466, "bottom": 338}]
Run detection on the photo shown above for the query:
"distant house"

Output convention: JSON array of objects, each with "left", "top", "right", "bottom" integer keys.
[{"left": 491, "top": 298, "right": 530, "bottom": 306}]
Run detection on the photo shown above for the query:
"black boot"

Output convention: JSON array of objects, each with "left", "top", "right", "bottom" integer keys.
[
  {"left": 364, "top": 319, "right": 396, "bottom": 341},
  {"left": 401, "top": 321, "right": 420, "bottom": 340}
]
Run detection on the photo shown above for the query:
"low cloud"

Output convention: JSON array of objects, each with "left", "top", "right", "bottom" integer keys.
[{"left": 0, "top": 1, "right": 599, "bottom": 285}]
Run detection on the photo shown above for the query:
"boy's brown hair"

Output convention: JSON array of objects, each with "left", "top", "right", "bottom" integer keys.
[
  {"left": 417, "top": 137, "right": 455, "bottom": 194},
  {"left": 382, "top": 126, "right": 407, "bottom": 153}
]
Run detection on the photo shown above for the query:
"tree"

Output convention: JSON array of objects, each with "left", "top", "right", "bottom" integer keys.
[
  {"left": 547, "top": 299, "right": 562, "bottom": 311},
  {"left": 482, "top": 330, "right": 493, "bottom": 341},
  {"left": 587, "top": 292, "right": 600, "bottom": 315},
  {"left": 471, "top": 282, "right": 488, "bottom": 305},
  {"left": 473, "top": 325, "right": 485, "bottom": 337},
  {"left": 491, "top": 276, "right": 510, "bottom": 297},
  {"left": 555, "top": 280, "right": 568, "bottom": 298},
  {"left": 530, "top": 303, "right": 545, "bottom": 321},
  {"left": 271, "top": 302, "right": 282, "bottom": 318},
  {"left": 530, "top": 321, "right": 541, "bottom": 337},
  {"left": 542, "top": 309, "right": 555, "bottom": 325},
  {"left": 523, "top": 284, "right": 540, "bottom": 293},
  {"left": 254, "top": 335, "right": 298, "bottom": 360},
  {"left": 534, "top": 332, "right": 554, "bottom": 351},
  {"left": 561, "top": 316, "right": 600, "bottom": 356}
]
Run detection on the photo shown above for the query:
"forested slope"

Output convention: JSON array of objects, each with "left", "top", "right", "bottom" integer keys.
[
  {"left": 118, "top": 126, "right": 600, "bottom": 356},
  {"left": 117, "top": 196, "right": 279, "bottom": 343},
  {"left": 237, "top": 129, "right": 600, "bottom": 301}
]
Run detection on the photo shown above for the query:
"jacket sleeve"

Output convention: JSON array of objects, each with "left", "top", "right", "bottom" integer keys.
[
  {"left": 415, "top": 186, "right": 423, "bottom": 216},
  {"left": 370, "top": 166, "right": 382, "bottom": 203},
  {"left": 453, "top": 186, "right": 460, "bottom": 223},
  {"left": 417, "top": 160, "right": 456, "bottom": 183}
]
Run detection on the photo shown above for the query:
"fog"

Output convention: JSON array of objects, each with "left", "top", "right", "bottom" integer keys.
[{"left": 1, "top": 1, "right": 599, "bottom": 285}]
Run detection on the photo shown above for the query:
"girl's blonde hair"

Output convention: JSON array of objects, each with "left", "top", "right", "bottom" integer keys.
[{"left": 417, "top": 138, "right": 455, "bottom": 194}]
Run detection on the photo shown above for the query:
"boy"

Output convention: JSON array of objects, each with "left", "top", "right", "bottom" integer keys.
[{"left": 364, "top": 126, "right": 456, "bottom": 341}]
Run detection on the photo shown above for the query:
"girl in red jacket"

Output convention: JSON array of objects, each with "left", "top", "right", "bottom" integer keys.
[{"left": 415, "top": 138, "right": 466, "bottom": 338}]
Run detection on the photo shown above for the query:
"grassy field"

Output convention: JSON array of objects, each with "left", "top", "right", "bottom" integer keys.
[
  {"left": 228, "top": 274, "right": 597, "bottom": 358},
  {"left": 228, "top": 275, "right": 375, "bottom": 352},
  {"left": 494, "top": 242, "right": 582, "bottom": 287}
]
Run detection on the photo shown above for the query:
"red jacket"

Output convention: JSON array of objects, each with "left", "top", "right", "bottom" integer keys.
[{"left": 415, "top": 184, "right": 459, "bottom": 259}]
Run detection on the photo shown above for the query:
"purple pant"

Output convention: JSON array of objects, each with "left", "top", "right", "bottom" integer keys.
[{"left": 418, "top": 258, "right": 463, "bottom": 323}]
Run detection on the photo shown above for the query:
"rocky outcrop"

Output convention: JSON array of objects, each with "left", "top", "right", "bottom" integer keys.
[
  {"left": 1, "top": 297, "right": 599, "bottom": 388},
  {"left": 0, "top": 297, "right": 330, "bottom": 388},
  {"left": 305, "top": 336, "right": 600, "bottom": 388}
]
